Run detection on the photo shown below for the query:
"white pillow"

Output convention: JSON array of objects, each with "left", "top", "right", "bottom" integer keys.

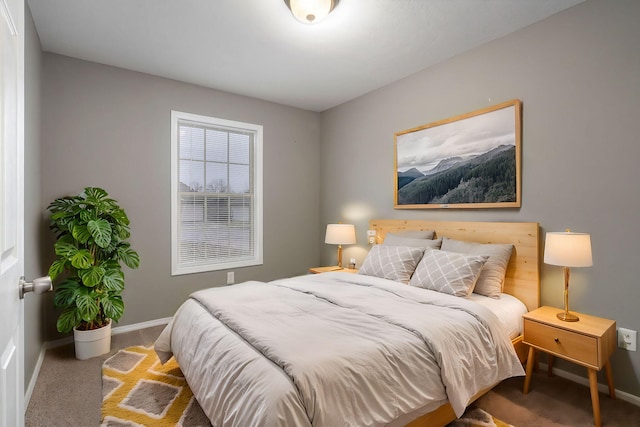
[
  {"left": 409, "top": 249, "right": 488, "bottom": 297},
  {"left": 440, "top": 237, "right": 514, "bottom": 298},
  {"left": 383, "top": 233, "right": 442, "bottom": 249},
  {"left": 358, "top": 245, "right": 425, "bottom": 284}
]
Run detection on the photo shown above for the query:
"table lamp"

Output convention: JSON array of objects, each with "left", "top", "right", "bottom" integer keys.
[
  {"left": 325, "top": 224, "right": 356, "bottom": 268},
  {"left": 543, "top": 230, "right": 593, "bottom": 322}
]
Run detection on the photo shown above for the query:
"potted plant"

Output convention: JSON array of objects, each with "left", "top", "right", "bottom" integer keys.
[{"left": 47, "top": 187, "right": 140, "bottom": 359}]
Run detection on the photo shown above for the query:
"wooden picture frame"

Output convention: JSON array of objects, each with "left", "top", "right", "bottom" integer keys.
[{"left": 394, "top": 99, "right": 522, "bottom": 209}]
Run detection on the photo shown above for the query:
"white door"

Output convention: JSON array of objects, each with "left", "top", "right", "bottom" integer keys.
[{"left": 0, "top": 0, "right": 24, "bottom": 425}]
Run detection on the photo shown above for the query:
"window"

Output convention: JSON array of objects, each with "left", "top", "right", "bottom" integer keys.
[{"left": 171, "top": 111, "right": 263, "bottom": 275}]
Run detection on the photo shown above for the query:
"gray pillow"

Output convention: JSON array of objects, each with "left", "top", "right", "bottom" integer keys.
[
  {"left": 388, "top": 230, "right": 435, "bottom": 239},
  {"left": 440, "top": 237, "right": 514, "bottom": 298},
  {"left": 358, "top": 245, "right": 425, "bottom": 284},
  {"left": 383, "top": 233, "right": 442, "bottom": 249},
  {"left": 409, "top": 249, "right": 488, "bottom": 297}
]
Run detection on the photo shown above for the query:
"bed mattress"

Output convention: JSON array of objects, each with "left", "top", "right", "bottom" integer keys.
[{"left": 468, "top": 292, "right": 528, "bottom": 339}]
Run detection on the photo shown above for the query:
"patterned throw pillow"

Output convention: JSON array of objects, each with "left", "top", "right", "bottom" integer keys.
[
  {"left": 358, "top": 245, "right": 425, "bottom": 284},
  {"left": 440, "top": 237, "right": 514, "bottom": 298},
  {"left": 409, "top": 249, "right": 488, "bottom": 297}
]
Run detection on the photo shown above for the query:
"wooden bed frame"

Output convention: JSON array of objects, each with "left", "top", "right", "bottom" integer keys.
[{"left": 368, "top": 219, "right": 540, "bottom": 427}]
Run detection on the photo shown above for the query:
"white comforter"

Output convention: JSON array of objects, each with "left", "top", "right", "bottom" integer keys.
[{"left": 155, "top": 272, "right": 524, "bottom": 427}]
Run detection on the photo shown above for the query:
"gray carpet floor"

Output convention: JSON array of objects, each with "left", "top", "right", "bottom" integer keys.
[
  {"left": 26, "top": 325, "right": 166, "bottom": 427},
  {"left": 26, "top": 325, "right": 640, "bottom": 426}
]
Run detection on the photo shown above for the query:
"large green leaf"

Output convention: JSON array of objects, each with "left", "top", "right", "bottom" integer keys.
[
  {"left": 117, "top": 244, "right": 140, "bottom": 269},
  {"left": 101, "top": 295, "right": 124, "bottom": 322},
  {"left": 53, "top": 278, "right": 81, "bottom": 308},
  {"left": 50, "top": 209, "right": 73, "bottom": 222},
  {"left": 48, "top": 196, "right": 77, "bottom": 212},
  {"left": 71, "top": 224, "right": 92, "bottom": 244},
  {"left": 113, "top": 223, "right": 131, "bottom": 240},
  {"left": 78, "top": 265, "right": 105, "bottom": 287},
  {"left": 70, "top": 249, "right": 93, "bottom": 270},
  {"left": 84, "top": 187, "right": 109, "bottom": 203},
  {"left": 48, "top": 259, "right": 67, "bottom": 280},
  {"left": 88, "top": 219, "right": 112, "bottom": 248},
  {"left": 54, "top": 241, "right": 77, "bottom": 258},
  {"left": 57, "top": 306, "right": 81, "bottom": 333},
  {"left": 49, "top": 198, "right": 79, "bottom": 218},
  {"left": 110, "top": 208, "right": 130, "bottom": 226},
  {"left": 102, "top": 269, "right": 124, "bottom": 292},
  {"left": 100, "top": 235, "right": 120, "bottom": 256},
  {"left": 75, "top": 287, "right": 99, "bottom": 322},
  {"left": 80, "top": 209, "right": 97, "bottom": 223}
]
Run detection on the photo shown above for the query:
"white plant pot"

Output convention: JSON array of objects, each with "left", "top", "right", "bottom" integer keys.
[{"left": 73, "top": 319, "right": 112, "bottom": 360}]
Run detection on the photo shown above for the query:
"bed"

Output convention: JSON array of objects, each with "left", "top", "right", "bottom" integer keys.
[{"left": 155, "top": 220, "right": 540, "bottom": 427}]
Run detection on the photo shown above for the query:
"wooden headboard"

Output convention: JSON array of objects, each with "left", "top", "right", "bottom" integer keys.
[{"left": 369, "top": 219, "right": 540, "bottom": 311}]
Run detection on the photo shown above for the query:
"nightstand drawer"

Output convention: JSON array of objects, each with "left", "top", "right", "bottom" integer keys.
[{"left": 524, "top": 319, "right": 598, "bottom": 367}]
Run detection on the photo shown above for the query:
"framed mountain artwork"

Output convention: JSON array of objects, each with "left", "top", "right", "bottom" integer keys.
[{"left": 394, "top": 99, "right": 522, "bottom": 209}]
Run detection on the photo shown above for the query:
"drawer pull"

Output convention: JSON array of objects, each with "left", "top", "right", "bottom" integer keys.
[{"left": 554, "top": 338, "right": 560, "bottom": 343}]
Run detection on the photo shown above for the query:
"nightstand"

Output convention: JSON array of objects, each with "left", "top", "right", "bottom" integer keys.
[
  {"left": 522, "top": 306, "right": 616, "bottom": 427},
  {"left": 308, "top": 266, "right": 358, "bottom": 274}
]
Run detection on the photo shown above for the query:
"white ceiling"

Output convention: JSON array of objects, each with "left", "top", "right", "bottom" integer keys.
[{"left": 27, "top": 0, "right": 585, "bottom": 112}]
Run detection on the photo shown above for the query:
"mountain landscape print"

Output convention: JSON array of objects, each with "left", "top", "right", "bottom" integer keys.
[{"left": 395, "top": 100, "right": 521, "bottom": 209}]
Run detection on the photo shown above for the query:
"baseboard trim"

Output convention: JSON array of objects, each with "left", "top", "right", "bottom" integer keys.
[
  {"left": 41, "top": 317, "right": 173, "bottom": 350},
  {"left": 111, "top": 317, "right": 172, "bottom": 336},
  {"left": 540, "top": 362, "right": 640, "bottom": 407},
  {"left": 24, "top": 345, "right": 47, "bottom": 410},
  {"left": 24, "top": 317, "right": 171, "bottom": 410}
]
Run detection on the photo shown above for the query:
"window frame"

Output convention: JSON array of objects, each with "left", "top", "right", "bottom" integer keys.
[{"left": 171, "top": 110, "right": 263, "bottom": 275}]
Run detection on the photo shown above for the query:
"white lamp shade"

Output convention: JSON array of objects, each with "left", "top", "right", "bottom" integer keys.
[
  {"left": 287, "top": 0, "right": 335, "bottom": 24},
  {"left": 325, "top": 224, "right": 356, "bottom": 245},
  {"left": 544, "top": 231, "right": 593, "bottom": 267}
]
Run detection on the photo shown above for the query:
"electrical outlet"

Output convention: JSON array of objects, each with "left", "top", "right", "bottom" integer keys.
[
  {"left": 618, "top": 328, "right": 637, "bottom": 351},
  {"left": 367, "top": 230, "right": 377, "bottom": 244},
  {"left": 227, "top": 271, "right": 235, "bottom": 285}
]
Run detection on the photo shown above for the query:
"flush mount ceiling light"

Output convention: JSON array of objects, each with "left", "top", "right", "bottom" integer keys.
[{"left": 284, "top": 0, "right": 339, "bottom": 24}]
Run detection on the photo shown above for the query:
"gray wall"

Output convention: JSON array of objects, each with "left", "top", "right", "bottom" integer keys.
[
  {"left": 31, "top": 0, "right": 640, "bottom": 403},
  {"left": 320, "top": 0, "right": 640, "bottom": 397},
  {"left": 40, "top": 54, "right": 321, "bottom": 338},
  {"left": 24, "top": 5, "right": 43, "bottom": 390}
]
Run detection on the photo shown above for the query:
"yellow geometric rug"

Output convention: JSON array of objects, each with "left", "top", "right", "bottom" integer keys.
[
  {"left": 102, "top": 345, "right": 514, "bottom": 427},
  {"left": 101, "top": 345, "right": 211, "bottom": 427}
]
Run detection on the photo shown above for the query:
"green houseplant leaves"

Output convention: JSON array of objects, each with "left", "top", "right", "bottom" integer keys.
[{"left": 48, "top": 187, "right": 140, "bottom": 333}]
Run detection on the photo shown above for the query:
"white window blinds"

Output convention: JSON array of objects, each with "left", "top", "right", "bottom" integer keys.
[{"left": 171, "top": 111, "right": 263, "bottom": 275}]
